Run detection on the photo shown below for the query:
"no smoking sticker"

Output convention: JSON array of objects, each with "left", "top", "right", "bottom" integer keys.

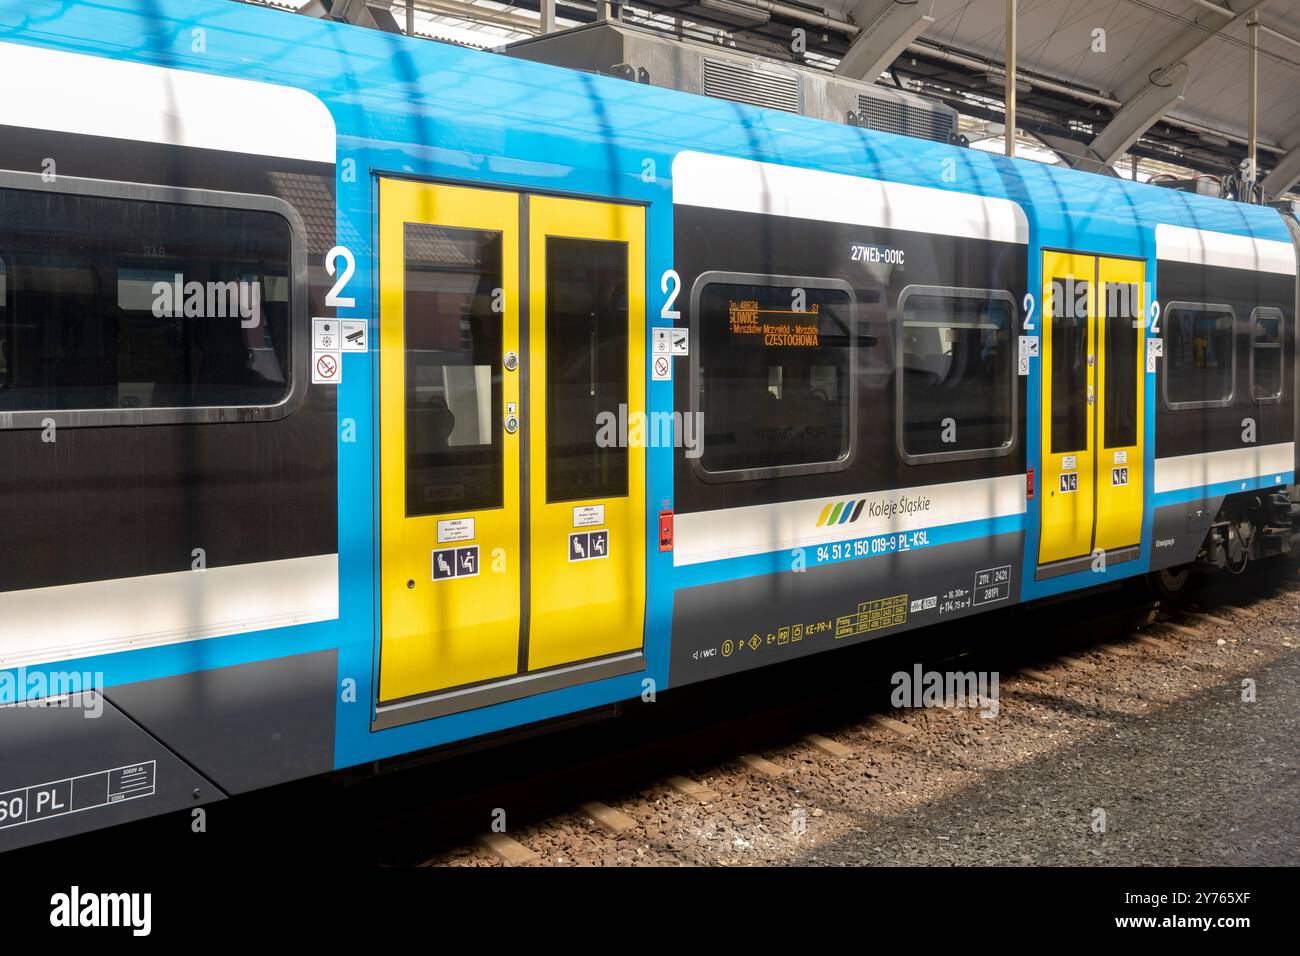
[
  {"left": 313, "top": 351, "right": 341, "bottom": 385},
  {"left": 652, "top": 354, "right": 671, "bottom": 382}
]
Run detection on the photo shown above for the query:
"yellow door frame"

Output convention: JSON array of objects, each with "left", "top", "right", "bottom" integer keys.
[
  {"left": 1038, "top": 251, "right": 1145, "bottom": 569},
  {"left": 1094, "top": 256, "right": 1145, "bottom": 553},
  {"left": 377, "top": 180, "right": 647, "bottom": 711},
  {"left": 378, "top": 179, "right": 522, "bottom": 703},
  {"left": 1040, "top": 251, "right": 1096, "bottom": 565},
  {"left": 525, "top": 195, "right": 647, "bottom": 672}
]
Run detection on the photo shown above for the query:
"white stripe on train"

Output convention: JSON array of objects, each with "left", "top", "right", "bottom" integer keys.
[
  {"left": 671, "top": 150, "right": 1030, "bottom": 245},
  {"left": 0, "top": 40, "right": 335, "bottom": 163},
  {"left": 673, "top": 473, "right": 1027, "bottom": 567},
  {"left": 1155, "top": 223, "right": 1297, "bottom": 276},
  {"left": 0, "top": 554, "right": 339, "bottom": 669},
  {"left": 1153, "top": 442, "right": 1295, "bottom": 494}
]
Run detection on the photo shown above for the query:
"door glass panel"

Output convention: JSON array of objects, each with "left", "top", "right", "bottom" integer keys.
[
  {"left": 1103, "top": 281, "right": 1138, "bottom": 448},
  {"left": 545, "top": 236, "right": 628, "bottom": 503},
  {"left": 403, "top": 223, "right": 503, "bottom": 516},
  {"left": 1050, "top": 277, "right": 1089, "bottom": 454}
]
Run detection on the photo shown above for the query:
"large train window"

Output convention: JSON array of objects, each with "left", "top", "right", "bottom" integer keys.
[
  {"left": 1250, "top": 307, "right": 1284, "bottom": 404},
  {"left": 895, "top": 285, "right": 1016, "bottom": 464},
  {"left": 403, "top": 223, "right": 504, "bottom": 516},
  {"left": 1164, "top": 302, "right": 1235, "bottom": 409},
  {"left": 0, "top": 172, "right": 304, "bottom": 428},
  {"left": 690, "top": 272, "right": 856, "bottom": 481}
]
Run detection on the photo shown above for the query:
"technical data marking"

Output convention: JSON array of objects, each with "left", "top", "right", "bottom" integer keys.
[
  {"left": 940, "top": 585, "right": 973, "bottom": 615},
  {"left": 431, "top": 545, "right": 479, "bottom": 581},
  {"left": 0, "top": 761, "right": 157, "bottom": 831},
  {"left": 725, "top": 618, "right": 832, "bottom": 661},
  {"left": 972, "top": 565, "right": 1012, "bottom": 606},
  {"left": 569, "top": 530, "right": 610, "bottom": 562},
  {"left": 813, "top": 528, "right": 931, "bottom": 566},
  {"left": 835, "top": 593, "right": 908, "bottom": 639}
]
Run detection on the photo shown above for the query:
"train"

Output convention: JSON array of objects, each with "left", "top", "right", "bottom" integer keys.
[{"left": 1, "top": 0, "right": 1296, "bottom": 852}]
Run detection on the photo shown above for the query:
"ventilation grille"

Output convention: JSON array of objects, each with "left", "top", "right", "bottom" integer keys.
[
  {"left": 856, "top": 94, "right": 952, "bottom": 143},
  {"left": 703, "top": 58, "right": 799, "bottom": 113}
]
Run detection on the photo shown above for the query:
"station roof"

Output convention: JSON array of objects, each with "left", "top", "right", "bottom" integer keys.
[
  {"left": 898, "top": 1, "right": 1300, "bottom": 173},
  {"left": 262, "top": 0, "right": 1300, "bottom": 195}
]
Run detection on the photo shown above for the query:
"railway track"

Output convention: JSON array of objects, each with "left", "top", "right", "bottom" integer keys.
[
  {"left": 19, "top": 559, "right": 1300, "bottom": 868},
  {"left": 397, "top": 560, "right": 1300, "bottom": 866}
]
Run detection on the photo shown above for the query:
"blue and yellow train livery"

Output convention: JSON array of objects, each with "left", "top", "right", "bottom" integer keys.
[{"left": 0, "top": 0, "right": 1295, "bottom": 849}]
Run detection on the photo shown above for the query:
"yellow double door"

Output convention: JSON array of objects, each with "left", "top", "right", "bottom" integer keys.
[
  {"left": 378, "top": 179, "right": 646, "bottom": 706},
  {"left": 1039, "top": 252, "right": 1146, "bottom": 568}
]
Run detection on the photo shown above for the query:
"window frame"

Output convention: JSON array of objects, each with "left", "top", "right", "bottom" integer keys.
[
  {"left": 0, "top": 168, "right": 308, "bottom": 430},
  {"left": 894, "top": 284, "right": 1019, "bottom": 466},
  {"left": 1249, "top": 306, "right": 1284, "bottom": 406},
  {"left": 1161, "top": 300, "right": 1236, "bottom": 412},
  {"left": 688, "top": 270, "right": 858, "bottom": 484}
]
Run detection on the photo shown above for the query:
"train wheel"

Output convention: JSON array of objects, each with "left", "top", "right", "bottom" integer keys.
[{"left": 1148, "top": 565, "right": 1190, "bottom": 600}]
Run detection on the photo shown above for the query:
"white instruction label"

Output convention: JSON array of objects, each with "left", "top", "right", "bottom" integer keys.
[
  {"left": 573, "top": 505, "right": 605, "bottom": 528},
  {"left": 437, "top": 518, "right": 475, "bottom": 543}
]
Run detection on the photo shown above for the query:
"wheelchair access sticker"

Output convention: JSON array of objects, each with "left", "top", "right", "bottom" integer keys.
[
  {"left": 569, "top": 530, "right": 609, "bottom": 562},
  {"left": 431, "top": 545, "right": 479, "bottom": 580}
]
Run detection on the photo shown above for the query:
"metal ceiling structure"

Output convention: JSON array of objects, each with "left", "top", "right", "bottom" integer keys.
[{"left": 254, "top": 0, "right": 1300, "bottom": 199}]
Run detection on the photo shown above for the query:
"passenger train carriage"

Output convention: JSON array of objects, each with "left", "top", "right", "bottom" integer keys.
[{"left": 0, "top": 0, "right": 1296, "bottom": 850}]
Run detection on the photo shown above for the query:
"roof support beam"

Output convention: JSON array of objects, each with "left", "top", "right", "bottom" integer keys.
[
  {"left": 1073, "top": 0, "right": 1269, "bottom": 171},
  {"left": 834, "top": 0, "right": 935, "bottom": 81},
  {"left": 1032, "top": 130, "right": 1119, "bottom": 176},
  {"left": 1262, "top": 144, "right": 1300, "bottom": 197},
  {"left": 1075, "top": 63, "right": 1189, "bottom": 173},
  {"left": 299, "top": 0, "right": 401, "bottom": 31}
]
